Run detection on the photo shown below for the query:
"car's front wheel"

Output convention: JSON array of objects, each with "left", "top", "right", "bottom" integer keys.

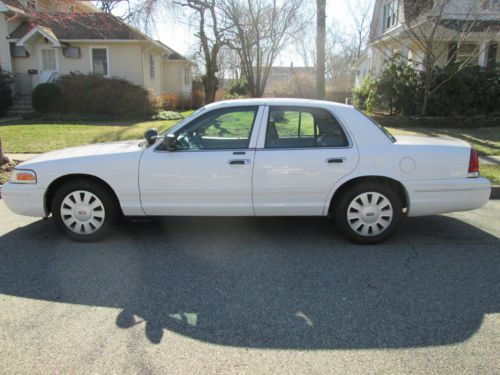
[
  {"left": 334, "top": 182, "right": 402, "bottom": 244},
  {"left": 51, "top": 180, "right": 118, "bottom": 242}
]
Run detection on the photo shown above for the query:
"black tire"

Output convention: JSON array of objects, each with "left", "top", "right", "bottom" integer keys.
[
  {"left": 334, "top": 182, "right": 402, "bottom": 244},
  {"left": 51, "top": 180, "right": 118, "bottom": 242}
]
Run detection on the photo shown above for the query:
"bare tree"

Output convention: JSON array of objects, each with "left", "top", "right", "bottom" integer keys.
[
  {"left": 294, "top": 25, "right": 316, "bottom": 68},
  {"left": 381, "top": 0, "right": 498, "bottom": 115},
  {"left": 174, "top": 0, "right": 226, "bottom": 103},
  {"left": 94, "top": 0, "right": 128, "bottom": 13},
  {"left": 348, "top": 0, "right": 373, "bottom": 60},
  {"left": 222, "top": 0, "right": 305, "bottom": 98},
  {"left": 316, "top": 0, "right": 326, "bottom": 99}
]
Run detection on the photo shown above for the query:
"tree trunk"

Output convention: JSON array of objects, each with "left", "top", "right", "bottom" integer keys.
[
  {"left": 315, "top": 0, "right": 326, "bottom": 100},
  {"left": 421, "top": 64, "right": 433, "bottom": 116},
  {"left": 0, "top": 137, "right": 8, "bottom": 166},
  {"left": 203, "top": 73, "right": 218, "bottom": 104}
]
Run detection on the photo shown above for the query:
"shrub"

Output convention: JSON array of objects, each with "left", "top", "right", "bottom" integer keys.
[
  {"left": 377, "top": 55, "right": 421, "bottom": 115},
  {"left": 428, "top": 65, "right": 500, "bottom": 116},
  {"left": 355, "top": 56, "right": 500, "bottom": 116},
  {"left": 152, "top": 111, "right": 185, "bottom": 121},
  {"left": 32, "top": 83, "right": 62, "bottom": 113},
  {"left": 0, "top": 69, "right": 13, "bottom": 117},
  {"left": 228, "top": 79, "right": 249, "bottom": 96},
  {"left": 192, "top": 89, "right": 204, "bottom": 108},
  {"left": 162, "top": 93, "right": 179, "bottom": 110},
  {"left": 223, "top": 92, "right": 241, "bottom": 100},
  {"left": 352, "top": 75, "right": 379, "bottom": 113},
  {"left": 57, "top": 73, "right": 161, "bottom": 118}
]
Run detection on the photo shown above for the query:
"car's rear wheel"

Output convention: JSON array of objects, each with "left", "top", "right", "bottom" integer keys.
[
  {"left": 334, "top": 182, "right": 402, "bottom": 244},
  {"left": 51, "top": 180, "right": 118, "bottom": 242}
]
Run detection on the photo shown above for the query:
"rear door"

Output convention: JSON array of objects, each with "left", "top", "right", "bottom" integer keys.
[{"left": 252, "top": 105, "right": 359, "bottom": 216}]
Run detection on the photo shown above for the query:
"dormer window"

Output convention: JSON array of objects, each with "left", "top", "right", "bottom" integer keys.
[{"left": 382, "top": 0, "right": 399, "bottom": 31}]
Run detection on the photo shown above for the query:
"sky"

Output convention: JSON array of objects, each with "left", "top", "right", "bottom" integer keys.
[{"left": 110, "top": 0, "right": 374, "bottom": 67}]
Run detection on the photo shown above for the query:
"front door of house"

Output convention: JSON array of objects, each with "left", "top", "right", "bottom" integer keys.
[{"left": 38, "top": 47, "right": 58, "bottom": 83}]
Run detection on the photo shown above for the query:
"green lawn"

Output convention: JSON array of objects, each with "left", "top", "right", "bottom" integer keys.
[
  {"left": 480, "top": 165, "right": 500, "bottom": 185},
  {"left": 0, "top": 118, "right": 187, "bottom": 154},
  {"left": 387, "top": 126, "right": 500, "bottom": 157}
]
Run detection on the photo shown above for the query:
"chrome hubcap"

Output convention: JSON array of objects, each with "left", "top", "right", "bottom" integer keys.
[
  {"left": 347, "top": 192, "right": 393, "bottom": 237},
  {"left": 60, "top": 191, "right": 105, "bottom": 235}
]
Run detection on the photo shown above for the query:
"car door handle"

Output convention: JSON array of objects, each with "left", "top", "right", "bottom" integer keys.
[
  {"left": 227, "top": 159, "right": 251, "bottom": 165},
  {"left": 326, "top": 157, "right": 346, "bottom": 164}
]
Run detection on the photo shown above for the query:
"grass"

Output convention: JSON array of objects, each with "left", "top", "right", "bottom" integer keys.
[
  {"left": 386, "top": 126, "right": 500, "bottom": 157},
  {"left": 480, "top": 165, "right": 500, "bottom": 185},
  {"left": 0, "top": 113, "right": 192, "bottom": 154}
]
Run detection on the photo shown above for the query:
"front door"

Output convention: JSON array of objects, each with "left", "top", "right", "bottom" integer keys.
[
  {"left": 252, "top": 105, "right": 359, "bottom": 216},
  {"left": 38, "top": 47, "right": 58, "bottom": 83},
  {"left": 139, "top": 106, "right": 263, "bottom": 216}
]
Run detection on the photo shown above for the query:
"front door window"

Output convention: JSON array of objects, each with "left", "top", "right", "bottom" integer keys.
[
  {"left": 41, "top": 49, "right": 56, "bottom": 71},
  {"left": 172, "top": 106, "right": 258, "bottom": 150}
]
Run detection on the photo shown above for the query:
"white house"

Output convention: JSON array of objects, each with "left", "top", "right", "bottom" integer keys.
[
  {"left": 0, "top": 0, "right": 193, "bottom": 100},
  {"left": 353, "top": 0, "right": 500, "bottom": 87}
]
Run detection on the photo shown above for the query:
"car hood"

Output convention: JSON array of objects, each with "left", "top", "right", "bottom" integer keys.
[
  {"left": 19, "top": 140, "right": 144, "bottom": 168},
  {"left": 395, "top": 135, "right": 470, "bottom": 148}
]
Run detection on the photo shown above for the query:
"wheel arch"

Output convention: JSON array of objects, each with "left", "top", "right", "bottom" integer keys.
[
  {"left": 328, "top": 175, "right": 409, "bottom": 216},
  {"left": 44, "top": 174, "right": 123, "bottom": 216}
]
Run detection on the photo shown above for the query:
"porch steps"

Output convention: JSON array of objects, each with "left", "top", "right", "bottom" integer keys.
[{"left": 8, "top": 95, "right": 34, "bottom": 116}]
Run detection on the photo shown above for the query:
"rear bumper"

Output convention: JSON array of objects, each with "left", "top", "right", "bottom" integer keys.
[
  {"left": 0, "top": 182, "right": 47, "bottom": 217},
  {"left": 406, "top": 177, "right": 491, "bottom": 217}
]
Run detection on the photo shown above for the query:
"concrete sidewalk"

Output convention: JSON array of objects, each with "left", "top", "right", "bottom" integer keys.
[{"left": 5, "top": 154, "right": 39, "bottom": 162}]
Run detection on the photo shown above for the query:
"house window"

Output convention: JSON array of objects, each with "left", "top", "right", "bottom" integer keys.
[
  {"left": 448, "top": 43, "right": 479, "bottom": 66},
  {"left": 382, "top": 0, "right": 399, "bottom": 31},
  {"left": 184, "top": 67, "right": 190, "bottom": 85},
  {"left": 149, "top": 54, "right": 155, "bottom": 79},
  {"left": 91, "top": 47, "right": 109, "bottom": 76}
]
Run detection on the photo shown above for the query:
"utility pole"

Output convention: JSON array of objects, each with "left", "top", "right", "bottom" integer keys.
[{"left": 316, "top": 0, "right": 326, "bottom": 100}]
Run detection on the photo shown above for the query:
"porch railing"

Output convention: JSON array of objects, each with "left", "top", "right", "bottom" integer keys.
[{"left": 13, "top": 73, "right": 33, "bottom": 95}]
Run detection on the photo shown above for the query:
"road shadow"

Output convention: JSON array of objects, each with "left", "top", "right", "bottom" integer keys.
[{"left": 0, "top": 215, "right": 498, "bottom": 349}]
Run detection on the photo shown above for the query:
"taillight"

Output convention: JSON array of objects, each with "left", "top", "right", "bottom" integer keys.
[{"left": 467, "top": 148, "right": 479, "bottom": 178}]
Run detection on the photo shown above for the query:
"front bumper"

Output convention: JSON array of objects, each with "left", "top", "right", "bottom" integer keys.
[
  {"left": 406, "top": 177, "right": 491, "bottom": 217},
  {"left": 0, "top": 182, "right": 47, "bottom": 217}
]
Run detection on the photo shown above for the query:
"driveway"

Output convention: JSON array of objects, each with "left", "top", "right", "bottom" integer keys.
[{"left": 0, "top": 200, "right": 499, "bottom": 374}]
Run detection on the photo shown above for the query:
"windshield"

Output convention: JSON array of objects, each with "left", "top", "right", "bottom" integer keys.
[
  {"left": 356, "top": 110, "right": 396, "bottom": 143},
  {"left": 163, "top": 107, "right": 207, "bottom": 135}
]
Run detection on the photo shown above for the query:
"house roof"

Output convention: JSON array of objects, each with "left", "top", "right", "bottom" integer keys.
[{"left": 9, "top": 12, "right": 148, "bottom": 40}]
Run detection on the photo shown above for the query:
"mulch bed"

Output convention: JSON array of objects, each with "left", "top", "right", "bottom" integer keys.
[{"left": 0, "top": 159, "right": 21, "bottom": 191}]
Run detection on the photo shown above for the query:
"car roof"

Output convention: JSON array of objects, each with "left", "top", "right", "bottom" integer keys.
[{"left": 204, "top": 98, "right": 353, "bottom": 110}]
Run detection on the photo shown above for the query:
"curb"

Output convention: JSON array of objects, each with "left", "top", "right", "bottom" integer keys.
[{"left": 490, "top": 186, "right": 500, "bottom": 200}]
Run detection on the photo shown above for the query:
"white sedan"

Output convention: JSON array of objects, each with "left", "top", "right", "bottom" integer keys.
[{"left": 1, "top": 99, "right": 491, "bottom": 244}]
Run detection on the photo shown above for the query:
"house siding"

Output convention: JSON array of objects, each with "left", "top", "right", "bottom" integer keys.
[
  {"left": 60, "top": 42, "right": 144, "bottom": 86},
  {"left": 163, "top": 60, "right": 191, "bottom": 96},
  {"left": 0, "top": 14, "right": 11, "bottom": 71},
  {"left": 141, "top": 48, "right": 162, "bottom": 96}
]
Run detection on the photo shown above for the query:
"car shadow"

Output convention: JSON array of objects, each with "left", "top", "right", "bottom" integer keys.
[{"left": 0, "top": 215, "right": 498, "bottom": 349}]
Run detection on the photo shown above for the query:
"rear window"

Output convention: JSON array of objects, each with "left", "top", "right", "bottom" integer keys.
[{"left": 357, "top": 110, "right": 396, "bottom": 143}]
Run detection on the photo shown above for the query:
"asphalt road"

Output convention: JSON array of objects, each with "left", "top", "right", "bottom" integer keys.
[{"left": 0, "top": 200, "right": 499, "bottom": 374}]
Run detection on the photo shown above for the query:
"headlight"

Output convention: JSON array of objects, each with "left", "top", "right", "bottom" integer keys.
[{"left": 10, "top": 169, "right": 37, "bottom": 184}]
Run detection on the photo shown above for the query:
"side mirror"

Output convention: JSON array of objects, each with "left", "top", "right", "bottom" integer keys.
[
  {"left": 164, "top": 133, "right": 177, "bottom": 151},
  {"left": 144, "top": 128, "right": 158, "bottom": 146}
]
